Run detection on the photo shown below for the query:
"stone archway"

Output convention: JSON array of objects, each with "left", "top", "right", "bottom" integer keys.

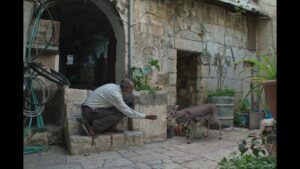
[{"left": 90, "top": 0, "right": 126, "bottom": 83}]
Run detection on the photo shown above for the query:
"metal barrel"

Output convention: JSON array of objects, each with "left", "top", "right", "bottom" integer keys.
[{"left": 210, "top": 96, "right": 234, "bottom": 127}]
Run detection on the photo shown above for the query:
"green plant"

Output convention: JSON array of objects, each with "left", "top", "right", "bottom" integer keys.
[
  {"left": 237, "top": 48, "right": 276, "bottom": 108},
  {"left": 237, "top": 98, "right": 250, "bottom": 112},
  {"left": 207, "top": 88, "right": 236, "bottom": 102},
  {"left": 219, "top": 133, "right": 277, "bottom": 169},
  {"left": 130, "top": 59, "right": 161, "bottom": 94},
  {"left": 233, "top": 113, "right": 243, "bottom": 127},
  {"left": 219, "top": 152, "right": 276, "bottom": 169}
]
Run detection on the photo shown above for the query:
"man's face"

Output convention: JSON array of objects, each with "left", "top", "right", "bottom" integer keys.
[{"left": 123, "top": 84, "right": 133, "bottom": 96}]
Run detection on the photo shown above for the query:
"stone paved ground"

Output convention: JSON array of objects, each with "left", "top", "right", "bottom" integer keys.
[{"left": 24, "top": 128, "right": 259, "bottom": 169}]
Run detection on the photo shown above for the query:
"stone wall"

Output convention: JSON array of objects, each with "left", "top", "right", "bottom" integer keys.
[
  {"left": 132, "top": 91, "right": 168, "bottom": 143},
  {"left": 126, "top": 0, "right": 258, "bottom": 106},
  {"left": 256, "top": 0, "right": 277, "bottom": 54},
  {"left": 24, "top": 0, "right": 34, "bottom": 60}
]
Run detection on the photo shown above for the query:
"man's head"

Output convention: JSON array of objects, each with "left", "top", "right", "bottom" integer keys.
[{"left": 120, "top": 78, "right": 134, "bottom": 96}]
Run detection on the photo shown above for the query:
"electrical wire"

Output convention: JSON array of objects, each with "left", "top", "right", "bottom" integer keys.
[
  {"left": 28, "top": 62, "right": 70, "bottom": 86},
  {"left": 24, "top": 0, "right": 58, "bottom": 155}
]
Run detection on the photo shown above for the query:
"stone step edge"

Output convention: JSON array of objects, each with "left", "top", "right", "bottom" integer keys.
[{"left": 68, "top": 131, "right": 144, "bottom": 155}]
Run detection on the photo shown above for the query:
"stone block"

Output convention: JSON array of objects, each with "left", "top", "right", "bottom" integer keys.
[
  {"left": 68, "top": 131, "right": 144, "bottom": 155},
  {"left": 164, "top": 24, "right": 174, "bottom": 37},
  {"left": 117, "top": 117, "right": 128, "bottom": 131},
  {"left": 224, "top": 29, "right": 244, "bottom": 48},
  {"left": 138, "top": 23, "right": 164, "bottom": 37},
  {"left": 111, "top": 133, "right": 125, "bottom": 150},
  {"left": 167, "top": 92, "right": 177, "bottom": 106},
  {"left": 174, "top": 38, "right": 204, "bottom": 53},
  {"left": 176, "top": 29, "right": 201, "bottom": 41},
  {"left": 65, "top": 118, "right": 82, "bottom": 136},
  {"left": 45, "top": 124, "right": 63, "bottom": 145},
  {"left": 134, "top": 91, "right": 168, "bottom": 105},
  {"left": 124, "top": 131, "right": 144, "bottom": 146},
  {"left": 64, "top": 88, "right": 87, "bottom": 102},
  {"left": 206, "top": 41, "right": 221, "bottom": 61},
  {"left": 168, "top": 73, "right": 176, "bottom": 85},
  {"left": 28, "top": 131, "right": 48, "bottom": 146},
  {"left": 166, "top": 48, "right": 177, "bottom": 60},
  {"left": 69, "top": 135, "right": 111, "bottom": 155},
  {"left": 202, "top": 24, "right": 225, "bottom": 44},
  {"left": 162, "top": 58, "right": 176, "bottom": 73},
  {"left": 65, "top": 101, "right": 82, "bottom": 118},
  {"left": 133, "top": 104, "right": 167, "bottom": 143}
]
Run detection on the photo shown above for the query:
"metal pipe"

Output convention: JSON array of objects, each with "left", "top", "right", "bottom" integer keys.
[
  {"left": 128, "top": 0, "right": 134, "bottom": 131},
  {"left": 24, "top": 0, "right": 35, "bottom": 62},
  {"left": 128, "top": 0, "right": 133, "bottom": 78}
]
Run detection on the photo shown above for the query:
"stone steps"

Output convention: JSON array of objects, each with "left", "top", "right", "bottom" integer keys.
[
  {"left": 24, "top": 124, "right": 64, "bottom": 146},
  {"left": 63, "top": 87, "right": 168, "bottom": 155},
  {"left": 69, "top": 131, "right": 144, "bottom": 155}
]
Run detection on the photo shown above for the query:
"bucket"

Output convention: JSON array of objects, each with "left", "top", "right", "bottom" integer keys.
[
  {"left": 210, "top": 96, "right": 234, "bottom": 128},
  {"left": 167, "top": 127, "right": 174, "bottom": 138}
]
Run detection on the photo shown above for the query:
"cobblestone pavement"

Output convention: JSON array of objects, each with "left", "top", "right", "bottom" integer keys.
[{"left": 24, "top": 128, "right": 258, "bottom": 169}]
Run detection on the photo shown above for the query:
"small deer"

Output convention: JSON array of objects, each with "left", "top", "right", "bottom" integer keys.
[{"left": 167, "top": 104, "right": 222, "bottom": 144}]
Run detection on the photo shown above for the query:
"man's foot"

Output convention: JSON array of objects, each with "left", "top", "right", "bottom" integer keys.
[{"left": 82, "top": 119, "right": 96, "bottom": 137}]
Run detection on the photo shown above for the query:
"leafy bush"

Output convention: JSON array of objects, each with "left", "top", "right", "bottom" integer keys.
[
  {"left": 237, "top": 98, "right": 250, "bottom": 112},
  {"left": 130, "top": 59, "right": 161, "bottom": 94},
  {"left": 236, "top": 48, "right": 276, "bottom": 109},
  {"left": 219, "top": 152, "right": 276, "bottom": 169},
  {"left": 219, "top": 132, "right": 276, "bottom": 169},
  {"left": 233, "top": 113, "right": 243, "bottom": 127}
]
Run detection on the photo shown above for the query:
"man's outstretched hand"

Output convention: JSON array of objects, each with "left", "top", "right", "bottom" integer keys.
[{"left": 146, "top": 115, "right": 158, "bottom": 120}]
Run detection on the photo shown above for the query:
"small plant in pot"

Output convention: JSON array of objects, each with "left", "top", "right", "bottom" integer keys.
[
  {"left": 236, "top": 48, "right": 277, "bottom": 120},
  {"left": 235, "top": 98, "right": 250, "bottom": 127}
]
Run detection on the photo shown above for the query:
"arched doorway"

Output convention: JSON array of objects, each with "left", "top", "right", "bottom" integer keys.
[{"left": 43, "top": 0, "right": 125, "bottom": 90}]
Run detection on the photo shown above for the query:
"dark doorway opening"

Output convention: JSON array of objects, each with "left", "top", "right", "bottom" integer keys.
[
  {"left": 44, "top": 0, "right": 117, "bottom": 90},
  {"left": 176, "top": 50, "right": 200, "bottom": 109}
]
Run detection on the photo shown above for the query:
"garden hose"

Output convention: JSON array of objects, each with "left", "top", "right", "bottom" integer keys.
[
  {"left": 24, "top": 0, "right": 50, "bottom": 155},
  {"left": 24, "top": 145, "right": 48, "bottom": 155}
]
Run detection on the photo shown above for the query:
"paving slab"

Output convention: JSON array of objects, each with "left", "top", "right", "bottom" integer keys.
[{"left": 24, "top": 128, "right": 261, "bottom": 169}]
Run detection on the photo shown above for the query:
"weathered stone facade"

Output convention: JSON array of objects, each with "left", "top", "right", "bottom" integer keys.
[
  {"left": 23, "top": 0, "right": 276, "bottom": 153},
  {"left": 125, "top": 0, "right": 264, "bottom": 106}
]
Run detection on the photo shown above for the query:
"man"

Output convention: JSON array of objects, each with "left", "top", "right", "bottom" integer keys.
[{"left": 81, "top": 78, "right": 157, "bottom": 137}]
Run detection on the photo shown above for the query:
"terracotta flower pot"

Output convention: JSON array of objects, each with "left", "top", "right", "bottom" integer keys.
[{"left": 263, "top": 80, "right": 277, "bottom": 120}]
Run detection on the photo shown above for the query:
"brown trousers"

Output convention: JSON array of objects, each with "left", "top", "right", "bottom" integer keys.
[{"left": 81, "top": 105, "right": 125, "bottom": 133}]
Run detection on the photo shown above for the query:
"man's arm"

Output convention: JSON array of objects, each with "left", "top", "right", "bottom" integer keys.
[
  {"left": 145, "top": 115, "right": 157, "bottom": 120},
  {"left": 108, "top": 93, "right": 157, "bottom": 120}
]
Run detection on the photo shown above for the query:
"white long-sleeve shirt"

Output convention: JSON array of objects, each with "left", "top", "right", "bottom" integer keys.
[{"left": 82, "top": 83, "right": 146, "bottom": 119}]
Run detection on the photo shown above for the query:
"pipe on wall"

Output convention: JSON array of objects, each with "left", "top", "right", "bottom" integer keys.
[{"left": 128, "top": 0, "right": 133, "bottom": 78}]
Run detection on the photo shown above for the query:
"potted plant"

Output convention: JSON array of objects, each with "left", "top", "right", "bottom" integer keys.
[
  {"left": 237, "top": 48, "right": 276, "bottom": 120},
  {"left": 167, "top": 116, "right": 176, "bottom": 138},
  {"left": 235, "top": 98, "right": 250, "bottom": 128},
  {"left": 207, "top": 88, "right": 236, "bottom": 128}
]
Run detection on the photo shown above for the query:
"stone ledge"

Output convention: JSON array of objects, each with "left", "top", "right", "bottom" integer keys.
[{"left": 68, "top": 131, "right": 144, "bottom": 155}]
